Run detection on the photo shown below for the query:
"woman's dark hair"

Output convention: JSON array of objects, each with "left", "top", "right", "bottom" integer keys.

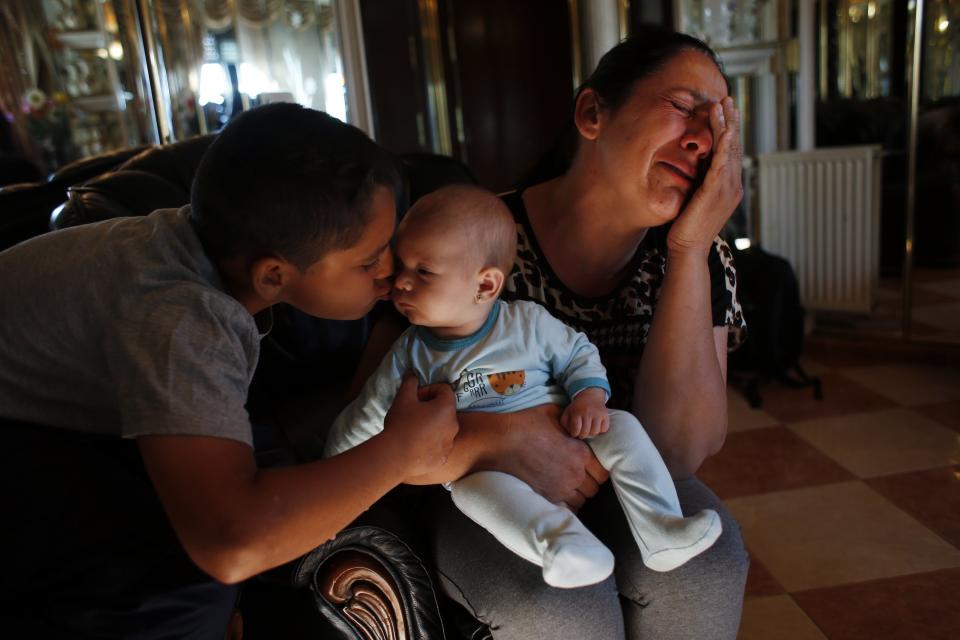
[
  {"left": 190, "top": 103, "right": 400, "bottom": 270},
  {"left": 524, "top": 28, "right": 726, "bottom": 186}
]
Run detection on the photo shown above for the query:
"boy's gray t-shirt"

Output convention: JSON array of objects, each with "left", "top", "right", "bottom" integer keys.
[{"left": 0, "top": 206, "right": 261, "bottom": 446}]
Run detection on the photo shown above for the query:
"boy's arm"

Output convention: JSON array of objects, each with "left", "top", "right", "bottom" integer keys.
[{"left": 139, "top": 375, "right": 457, "bottom": 585}]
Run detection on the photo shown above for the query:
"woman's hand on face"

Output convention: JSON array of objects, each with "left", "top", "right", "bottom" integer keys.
[{"left": 667, "top": 96, "right": 744, "bottom": 257}]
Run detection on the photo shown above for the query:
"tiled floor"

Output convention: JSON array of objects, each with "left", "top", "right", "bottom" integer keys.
[
  {"left": 702, "top": 345, "right": 960, "bottom": 639},
  {"left": 912, "top": 269, "right": 960, "bottom": 339},
  {"left": 836, "top": 267, "right": 960, "bottom": 339}
]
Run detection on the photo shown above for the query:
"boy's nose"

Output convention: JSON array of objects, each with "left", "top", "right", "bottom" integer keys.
[{"left": 377, "top": 247, "right": 395, "bottom": 279}]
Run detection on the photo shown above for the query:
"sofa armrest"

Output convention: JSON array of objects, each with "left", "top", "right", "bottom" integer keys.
[{"left": 264, "top": 525, "right": 446, "bottom": 640}]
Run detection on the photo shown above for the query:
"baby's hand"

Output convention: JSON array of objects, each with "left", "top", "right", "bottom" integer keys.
[{"left": 560, "top": 388, "right": 609, "bottom": 439}]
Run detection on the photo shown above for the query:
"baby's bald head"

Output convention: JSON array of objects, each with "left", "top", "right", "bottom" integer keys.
[{"left": 399, "top": 184, "right": 516, "bottom": 275}]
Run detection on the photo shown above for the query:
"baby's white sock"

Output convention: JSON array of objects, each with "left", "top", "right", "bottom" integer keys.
[
  {"left": 638, "top": 509, "right": 722, "bottom": 572},
  {"left": 591, "top": 410, "right": 724, "bottom": 572},
  {"left": 450, "top": 471, "right": 615, "bottom": 588}
]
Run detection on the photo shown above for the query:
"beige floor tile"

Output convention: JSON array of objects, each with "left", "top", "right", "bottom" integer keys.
[
  {"left": 788, "top": 408, "right": 960, "bottom": 478},
  {"left": 914, "top": 278, "right": 960, "bottom": 299},
  {"left": 915, "top": 400, "right": 960, "bottom": 433},
  {"left": 726, "top": 481, "right": 960, "bottom": 592},
  {"left": 911, "top": 302, "right": 960, "bottom": 334},
  {"left": 837, "top": 363, "right": 960, "bottom": 406},
  {"left": 737, "top": 596, "right": 827, "bottom": 640},
  {"left": 727, "top": 386, "right": 780, "bottom": 432}
]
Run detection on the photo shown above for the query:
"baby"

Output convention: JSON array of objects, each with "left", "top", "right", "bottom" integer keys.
[{"left": 324, "top": 185, "right": 721, "bottom": 588}]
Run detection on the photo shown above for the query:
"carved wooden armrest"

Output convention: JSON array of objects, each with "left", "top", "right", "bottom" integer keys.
[{"left": 289, "top": 526, "right": 446, "bottom": 640}]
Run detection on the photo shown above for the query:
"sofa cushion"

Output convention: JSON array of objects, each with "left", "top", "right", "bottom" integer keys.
[{"left": 55, "top": 170, "right": 190, "bottom": 227}]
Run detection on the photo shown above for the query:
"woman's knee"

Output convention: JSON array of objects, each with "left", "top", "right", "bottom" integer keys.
[
  {"left": 594, "top": 477, "right": 748, "bottom": 604},
  {"left": 676, "top": 476, "right": 749, "bottom": 581},
  {"left": 438, "top": 567, "right": 624, "bottom": 640},
  {"left": 432, "top": 498, "right": 625, "bottom": 639},
  {"left": 612, "top": 478, "right": 749, "bottom": 639},
  {"left": 613, "top": 521, "right": 748, "bottom": 608}
]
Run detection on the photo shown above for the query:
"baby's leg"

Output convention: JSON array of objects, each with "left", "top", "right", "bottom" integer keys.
[
  {"left": 588, "top": 410, "right": 722, "bottom": 572},
  {"left": 450, "top": 471, "right": 614, "bottom": 588}
]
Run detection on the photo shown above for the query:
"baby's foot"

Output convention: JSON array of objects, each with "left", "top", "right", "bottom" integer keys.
[
  {"left": 542, "top": 537, "right": 615, "bottom": 588},
  {"left": 641, "top": 509, "right": 722, "bottom": 572}
]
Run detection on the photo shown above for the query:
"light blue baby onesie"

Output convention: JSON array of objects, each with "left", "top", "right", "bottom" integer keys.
[{"left": 325, "top": 300, "right": 721, "bottom": 587}]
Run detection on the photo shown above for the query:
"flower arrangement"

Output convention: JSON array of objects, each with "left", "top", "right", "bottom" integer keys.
[{"left": 21, "top": 88, "right": 71, "bottom": 170}]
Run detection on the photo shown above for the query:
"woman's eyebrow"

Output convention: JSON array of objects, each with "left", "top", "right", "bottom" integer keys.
[{"left": 665, "top": 87, "right": 714, "bottom": 104}]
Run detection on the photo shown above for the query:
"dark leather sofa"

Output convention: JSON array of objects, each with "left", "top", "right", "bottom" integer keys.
[{"left": 0, "top": 135, "right": 490, "bottom": 640}]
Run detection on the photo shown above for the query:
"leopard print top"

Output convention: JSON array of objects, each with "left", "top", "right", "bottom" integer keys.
[{"left": 501, "top": 190, "right": 747, "bottom": 410}]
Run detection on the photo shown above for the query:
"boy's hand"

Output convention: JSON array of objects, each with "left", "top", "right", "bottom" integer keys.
[
  {"left": 383, "top": 374, "right": 459, "bottom": 479},
  {"left": 560, "top": 388, "right": 609, "bottom": 439}
]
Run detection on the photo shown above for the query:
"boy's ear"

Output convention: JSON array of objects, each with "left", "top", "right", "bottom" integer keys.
[
  {"left": 249, "top": 256, "right": 297, "bottom": 303},
  {"left": 574, "top": 87, "right": 604, "bottom": 141},
  {"left": 476, "top": 266, "right": 505, "bottom": 303}
]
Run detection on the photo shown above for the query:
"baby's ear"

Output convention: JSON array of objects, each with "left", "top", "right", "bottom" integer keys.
[{"left": 476, "top": 266, "right": 505, "bottom": 302}]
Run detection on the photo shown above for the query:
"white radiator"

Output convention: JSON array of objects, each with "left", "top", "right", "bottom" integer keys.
[{"left": 758, "top": 145, "right": 883, "bottom": 313}]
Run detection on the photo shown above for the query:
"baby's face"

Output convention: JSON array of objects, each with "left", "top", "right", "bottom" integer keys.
[{"left": 392, "top": 223, "right": 482, "bottom": 330}]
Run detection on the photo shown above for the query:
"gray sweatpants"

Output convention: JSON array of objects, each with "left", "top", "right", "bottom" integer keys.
[{"left": 432, "top": 476, "right": 748, "bottom": 640}]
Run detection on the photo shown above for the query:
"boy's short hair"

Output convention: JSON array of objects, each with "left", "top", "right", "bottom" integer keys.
[
  {"left": 402, "top": 184, "right": 516, "bottom": 275},
  {"left": 190, "top": 104, "right": 400, "bottom": 270}
]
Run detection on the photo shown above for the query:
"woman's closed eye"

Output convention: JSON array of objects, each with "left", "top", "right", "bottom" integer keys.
[
  {"left": 416, "top": 267, "right": 433, "bottom": 277},
  {"left": 669, "top": 100, "right": 694, "bottom": 117},
  {"left": 361, "top": 256, "right": 381, "bottom": 272}
]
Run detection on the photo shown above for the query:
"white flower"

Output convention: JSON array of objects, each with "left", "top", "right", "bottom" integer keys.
[{"left": 25, "top": 89, "right": 47, "bottom": 110}]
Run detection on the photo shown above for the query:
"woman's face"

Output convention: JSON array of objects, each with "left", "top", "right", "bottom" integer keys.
[{"left": 584, "top": 49, "right": 729, "bottom": 226}]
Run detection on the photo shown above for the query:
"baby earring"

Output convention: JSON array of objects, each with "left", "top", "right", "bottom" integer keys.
[{"left": 475, "top": 292, "right": 483, "bottom": 303}]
